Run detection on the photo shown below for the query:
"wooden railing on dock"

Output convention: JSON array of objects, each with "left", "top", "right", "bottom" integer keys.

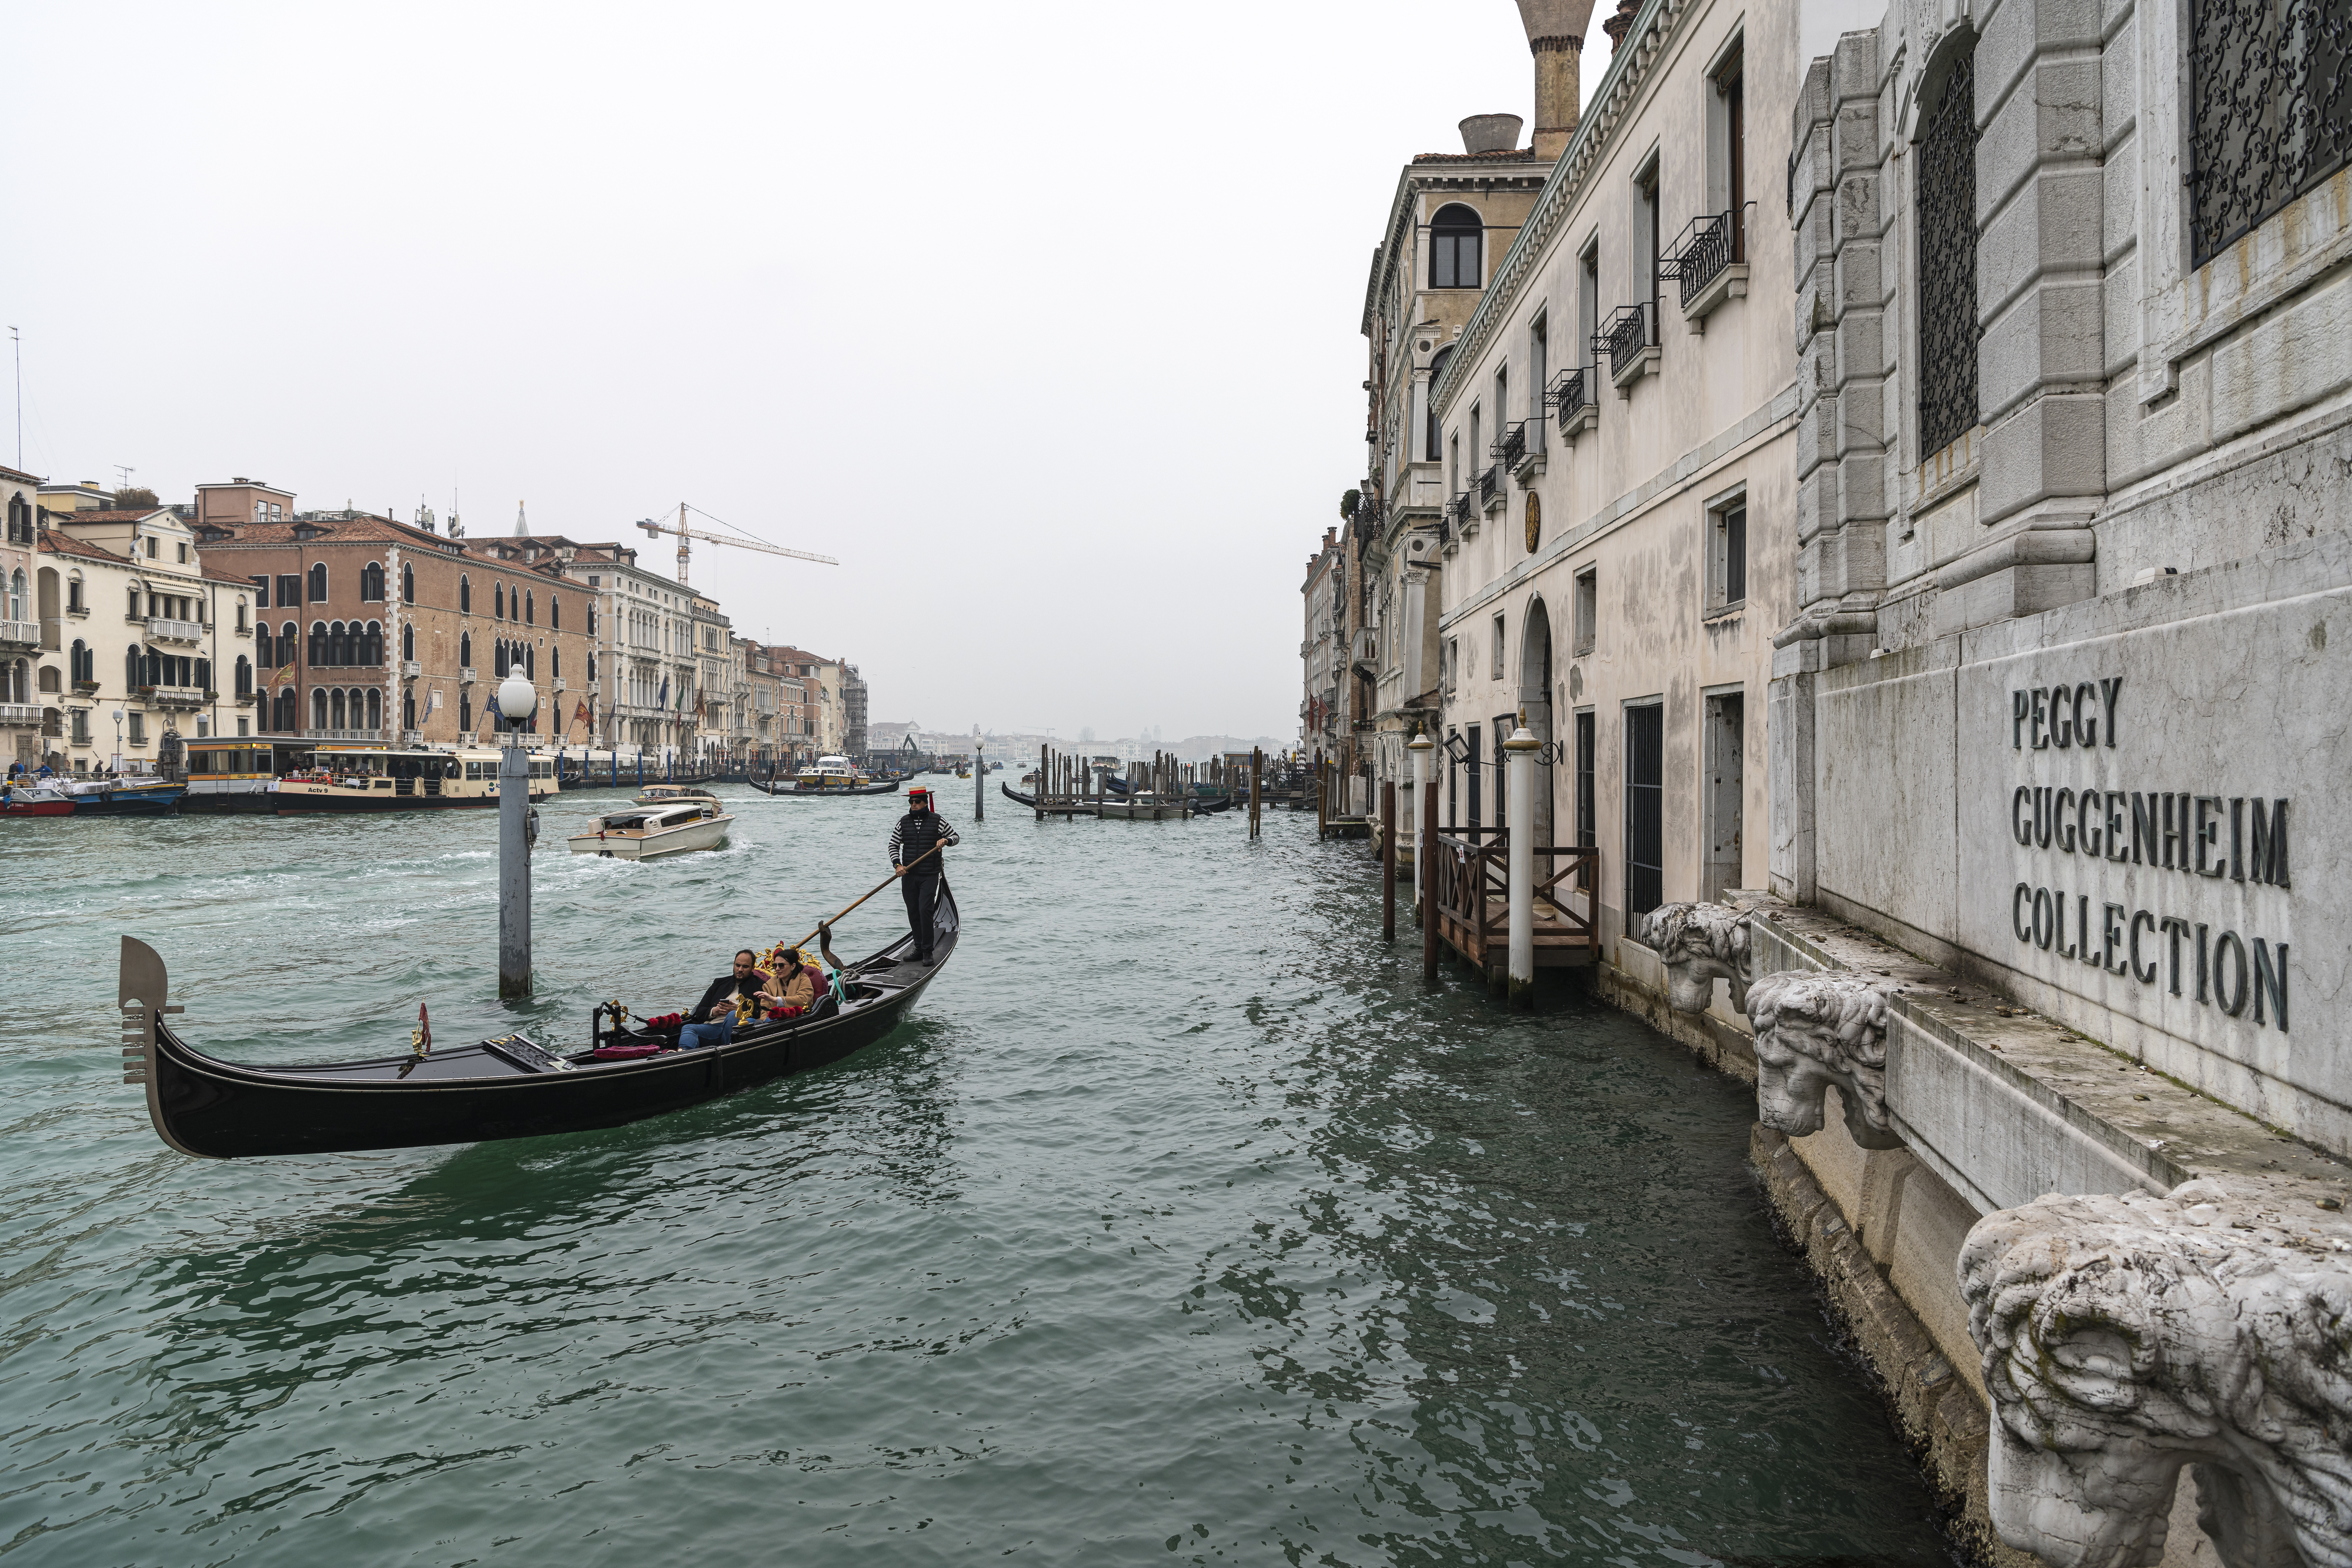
[{"left": 1426, "top": 829, "right": 1601, "bottom": 972}]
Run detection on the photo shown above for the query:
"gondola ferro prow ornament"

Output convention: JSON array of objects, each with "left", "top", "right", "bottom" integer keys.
[{"left": 119, "top": 936, "right": 203, "bottom": 1158}]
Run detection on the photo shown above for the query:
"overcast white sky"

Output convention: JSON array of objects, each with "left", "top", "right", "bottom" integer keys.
[{"left": 2, "top": 2, "right": 1611, "bottom": 742}]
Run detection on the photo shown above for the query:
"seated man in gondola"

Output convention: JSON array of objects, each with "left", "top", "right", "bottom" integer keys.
[{"left": 677, "top": 950, "right": 767, "bottom": 1049}]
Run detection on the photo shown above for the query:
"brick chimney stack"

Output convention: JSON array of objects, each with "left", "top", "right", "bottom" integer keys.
[{"left": 1516, "top": 0, "right": 1597, "bottom": 159}]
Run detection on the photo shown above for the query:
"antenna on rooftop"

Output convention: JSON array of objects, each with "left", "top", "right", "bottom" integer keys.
[{"left": 114, "top": 464, "right": 135, "bottom": 493}]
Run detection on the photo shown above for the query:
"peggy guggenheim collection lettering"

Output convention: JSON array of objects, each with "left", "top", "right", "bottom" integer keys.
[{"left": 2006, "top": 676, "right": 2290, "bottom": 1032}]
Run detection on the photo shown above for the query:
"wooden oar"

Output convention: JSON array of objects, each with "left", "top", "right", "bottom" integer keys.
[{"left": 781, "top": 840, "right": 944, "bottom": 959}]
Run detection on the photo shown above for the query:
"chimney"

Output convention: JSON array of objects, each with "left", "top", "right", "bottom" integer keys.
[
  {"left": 1459, "top": 113, "right": 1525, "bottom": 155},
  {"left": 1517, "top": 0, "right": 1598, "bottom": 159}
]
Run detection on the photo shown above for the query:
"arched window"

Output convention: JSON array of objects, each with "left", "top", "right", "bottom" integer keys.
[
  {"left": 495, "top": 583, "right": 505, "bottom": 620},
  {"left": 549, "top": 595, "right": 559, "bottom": 630},
  {"left": 366, "top": 688, "right": 382, "bottom": 731},
  {"left": 525, "top": 644, "right": 535, "bottom": 678},
  {"left": 235, "top": 655, "right": 252, "bottom": 696},
  {"left": 402, "top": 623, "right": 415, "bottom": 661},
  {"left": 1917, "top": 48, "right": 1981, "bottom": 459},
  {"left": 308, "top": 563, "right": 328, "bottom": 603},
  {"left": 552, "top": 647, "right": 561, "bottom": 680},
  {"left": 280, "top": 621, "right": 297, "bottom": 669},
  {"left": 524, "top": 590, "right": 534, "bottom": 625},
  {"left": 401, "top": 564, "right": 415, "bottom": 602},
  {"left": 309, "top": 622, "right": 327, "bottom": 666},
  {"left": 1429, "top": 203, "right": 1483, "bottom": 289},
  {"left": 403, "top": 692, "right": 416, "bottom": 730},
  {"left": 459, "top": 575, "right": 472, "bottom": 613},
  {"left": 7, "top": 568, "right": 22, "bottom": 622},
  {"left": 458, "top": 696, "right": 472, "bottom": 732},
  {"left": 312, "top": 688, "right": 329, "bottom": 730},
  {"left": 493, "top": 641, "right": 508, "bottom": 678},
  {"left": 360, "top": 562, "right": 385, "bottom": 602},
  {"left": 330, "top": 689, "right": 346, "bottom": 730},
  {"left": 587, "top": 653, "right": 597, "bottom": 683},
  {"left": 126, "top": 647, "right": 143, "bottom": 690},
  {"left": 363, "top": 621, "right": 383, "bottom": 665},
  {"left": 460, "top": 631, "right": 472, "bottom": 668}
]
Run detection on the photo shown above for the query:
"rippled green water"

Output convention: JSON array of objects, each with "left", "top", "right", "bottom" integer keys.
[{"left": 0, "top": 785, "right": 1953, "bottom": 1566}]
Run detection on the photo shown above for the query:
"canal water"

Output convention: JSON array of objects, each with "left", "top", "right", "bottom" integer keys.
[{"left": 0, "top": 783, "right": 1956, "bottom": 1566}]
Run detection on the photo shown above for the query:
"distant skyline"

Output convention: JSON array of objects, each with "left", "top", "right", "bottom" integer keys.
[{"left": 1, "top": 1, "right": 1613, "bottom": 741}]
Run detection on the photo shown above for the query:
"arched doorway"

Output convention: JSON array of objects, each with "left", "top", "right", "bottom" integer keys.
[{"left": 1519, "top": 597, "right": 1555, "bottom": 846}]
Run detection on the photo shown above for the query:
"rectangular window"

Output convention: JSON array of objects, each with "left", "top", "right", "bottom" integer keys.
[
  {"left": 238, "top": 718, "right": 249, "bottom": 737},
  {"left": 1578, "top": 238, "right": 1599, "bottom": 375},
  {"left": 276, "top": 575, "right": 300, "bottom": 608},
  {"left": 72, "top": 710, "right": 89, "bottom": 744},
  {"left": 1633, "top": 156, "right": 1661, "bottom": 321},
  {"left": 1917, "top": 54, "right": 1982, "bottom": 457},
  {"left": 177, "top": 542, "right": 188, "bottom": 563},
  {"left": 1465, "top": 723, "right": 1483, "bottom": 828},
  {"left": 1708, "top": 493, "right": 1748, "bottom": 610},
  {"left": 144, "top": 537, "right": 156, "bottom": 558},
  {"left": 1575, "top": 710, "right": 1596, "bottom": 890},
  {"left": 128, "top": 713, "right": 145, "bottom": 744},
  {"left": 1528, "top": 316, "right": 1548, "bottom": 452},
  {"left": 1574, "top": 568, "right": 1598, "bottom": 654},
  {"left": 2190, "top": 0, "right": 2351, "bottom": 265},
  {"left": 1491, "top": 613, "right": 1505, "bottom": 678},
  {"left": 1624, "top": 701, "right": 1663, "bottom": 920},
  {"left": 1703, "top": 692, "right": 1745, "bottom": 903}
]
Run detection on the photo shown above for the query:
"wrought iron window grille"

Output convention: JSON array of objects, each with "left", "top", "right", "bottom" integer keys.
[
  {"left": 1548, "top": 367, "right": 1593, "bottom": 426},
  {"left": 1661, "top": 207, "right": 1751, "bottom": 306},
  {"left": 2190, "top": 0, "right": 2351, "bottom": 265},
  {"left": 1477, "top": 463, "right": 1504, "bottom": 506},
  {"left": 1598, "top": 305, "right": 1656, "bottom": 382},
  {"left": 1916, "top": 52, "right": 1982, "bottom": 459},
  {"left": 1495, "top": 422, "right": 1529, "bottom": 470}
]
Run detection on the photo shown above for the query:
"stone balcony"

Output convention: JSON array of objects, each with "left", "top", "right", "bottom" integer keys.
[
  {"left": 0, "top": 702, "right": 40, "bottom": 727},
  {"left": 143, "top": 686, "right": 211, "bottom": 710},
  {"left": 0, "top": 618, "right": 37, "bottom": 650},
  {"left": 146, "top": 618, "right": 203, "bottom": 645}
]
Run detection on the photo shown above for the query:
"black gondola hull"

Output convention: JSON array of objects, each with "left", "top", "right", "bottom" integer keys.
[{"left": 128, "top": 887, "right": 958, "bottom": 1158}]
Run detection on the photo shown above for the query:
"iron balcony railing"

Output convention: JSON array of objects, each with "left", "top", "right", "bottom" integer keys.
[
  {"left": 1477, "top": 463, "right": 1503, "bottom": 507},
  {"left": 1495, "top": 422, "right": 1528, "bottom": 470},
  {"left": 1665, "top": 208, "right": 1746, "bottom": 307},
  {"left": 1599, "top": 304, "right": 1656, "bottom": 382},
  {"left": 1548, "top": 367, "right": 1592, "bottom": 427}
]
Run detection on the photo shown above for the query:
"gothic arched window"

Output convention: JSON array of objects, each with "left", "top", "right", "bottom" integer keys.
[
  {"left": 1430, "top": 204, "right": 1484, "bottom": 289},
  {"left": 359, "top": 562, "right": 385, "bottom": 602},
  {"left": 460, "top": 631, "right": 472, "bottom": 668},
  {"left": 402, "top": 623, "right": 415, "bottom": 661},
  {"left": 308, "top": 563, "right": 328, "bottom": 603},
  {"left": 460, "top": 575, "right": 472, "bottom": 613},
  {"left": 401, "top": 564, "right": 415, "bottom": 602}
]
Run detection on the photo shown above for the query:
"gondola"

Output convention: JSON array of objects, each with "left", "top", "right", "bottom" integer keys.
[
  {"left": 1000, "top": 781, "right": 1038, "bottom": 807},
  {"left": 750, "top": 776, "right": 899, "bottom": 796},
  {"left": 117, "top": 882, "right": 960, "bottom": 1159}
]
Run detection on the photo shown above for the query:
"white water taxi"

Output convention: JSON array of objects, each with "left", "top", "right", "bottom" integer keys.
[
  {"left": 633, "top": 783, "right": 723, "bottom": 808},
  {"left": 569, "top": 798, "right": 732, "bottom": 860}
]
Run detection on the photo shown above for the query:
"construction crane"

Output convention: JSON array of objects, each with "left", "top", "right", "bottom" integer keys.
[{"left": 634, "top": 502, "right": 840, "bottom": 586}]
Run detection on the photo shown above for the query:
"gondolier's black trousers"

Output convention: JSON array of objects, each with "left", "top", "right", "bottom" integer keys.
[{"left": 901, "top": 871, "right": 941, "bottom": 959}]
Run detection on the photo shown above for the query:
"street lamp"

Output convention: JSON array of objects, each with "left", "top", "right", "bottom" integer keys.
[
  {"left": 492, "top": 674, "right": 538, "bottom": 999},
  {"left": 111, "top": 706, "right": 123, "bottom": 775}
]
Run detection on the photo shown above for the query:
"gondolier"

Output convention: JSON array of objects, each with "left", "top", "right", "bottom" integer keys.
[{"left": 890, "top": 786, "right": 958, "bottom": 962}]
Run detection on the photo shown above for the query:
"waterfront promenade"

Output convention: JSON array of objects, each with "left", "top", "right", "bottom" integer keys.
[{"left": 0, "top": 797, "right": 1949, "bottom": 1566}]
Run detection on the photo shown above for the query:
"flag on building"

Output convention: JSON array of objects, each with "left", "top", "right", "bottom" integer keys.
[{"left": 273, "top": 664, "right": 295, "bottom": 686}]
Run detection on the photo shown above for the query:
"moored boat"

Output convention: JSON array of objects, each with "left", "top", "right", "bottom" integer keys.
[
  {"left": 59, "top": 776, "right": 186, "bottom": 815},
  {"left": 116, "top": 880, "right": 960, "bottom": 1158},
  {"left": 1, "top": 785, "right": 75, "bottom": 817},
  {"left": 570, "top": 799, "right": 732, "bottom": 860}
]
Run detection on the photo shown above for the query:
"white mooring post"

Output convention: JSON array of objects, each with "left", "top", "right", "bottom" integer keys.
[
  {"left": 1407, "top": 729, "right": 1434, "bottom": 922},
  {"left": 1502, "top": 717, "right": 1539, "bottom": 1008},
  {"left": 496, "top": 675, "right": 537, "bottom": 999}
]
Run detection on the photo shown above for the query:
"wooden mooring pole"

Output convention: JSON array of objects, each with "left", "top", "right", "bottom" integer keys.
[
  {"left": 1381, "top": 780, "right": 1395, "bottom": 942},
  {"left": 1249, "top": 747, "right": 1262, "bottom": 838}
]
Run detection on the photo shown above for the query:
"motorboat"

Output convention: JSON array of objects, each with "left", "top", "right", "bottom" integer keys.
[
  {"left": 793, "top": 754, "right": 871, "bottom": 791},
  {"left": 116, "top": 880, "right": 961, "bottom": 1157},
  {"left": 55, "top": 775, "right": 186, "bottom": 815},
  {"left": 1, "top": 784, "right": 75, "bottom": 817},
  {"left": 633, "top": 783, "right": 723, "bottom": 808},
  {"left": 570, "top": 798, "right": 732, "bottom": 860}
]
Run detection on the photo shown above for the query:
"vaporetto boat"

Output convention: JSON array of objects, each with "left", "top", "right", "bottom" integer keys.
[{"left": 272, "top": 743, "right": 556, "bottom": 814}]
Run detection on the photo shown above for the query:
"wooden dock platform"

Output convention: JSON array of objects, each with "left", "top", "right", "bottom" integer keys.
[{"left": 1426, "top": 831, "right": 1601, "bottom": 975}]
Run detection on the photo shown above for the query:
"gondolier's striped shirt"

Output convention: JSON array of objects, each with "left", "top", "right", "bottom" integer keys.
[{"left": 889, "top": 813, "right": 960, "bottom": 868}]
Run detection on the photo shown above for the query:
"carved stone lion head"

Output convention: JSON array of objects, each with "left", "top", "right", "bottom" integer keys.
[
  {"left": 1637, "top": 901, "right": 1755, "bottom": 1012},
  {"left": 1743, "top": 969, "right": 1901, "bottom": 1149},
  {"left": 1960, "top": 1181, "right": 2352, "bottom": 1568}
]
